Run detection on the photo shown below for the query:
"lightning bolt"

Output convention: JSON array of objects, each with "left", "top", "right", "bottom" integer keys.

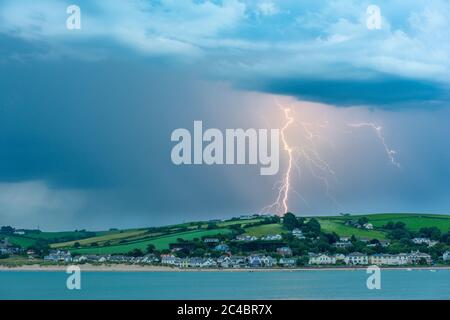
[
  {"left": 348, "top": 122, "right": 400, "bottom": 168},
  {"left": 260, "top": 104, "right": 400, "bottom": 217},
  {"left": 260, "top": 104, "right": 294, "bottom": 215}
]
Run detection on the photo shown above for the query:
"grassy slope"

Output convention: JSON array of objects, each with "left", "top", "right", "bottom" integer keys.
[
  {"left": 8, "top": 213, "right": 450, "bottom": 254},
  {"left": 51, "top": 229, "right": 149, "bottom": 248},
  {"left": 0, "top": 235, "right": 37, "bottom": 248},
  {"left": 244, "top": 224, "right": 287, "bottom": 237},
  {"left": 317, "top": 219, "right": 387, "bottom": 239},
  {"left": 362, "top": 214, "right": 450, "bottom": 232},
  {"left": 70, "top": 228, "right": 232, "bottom": 254}
]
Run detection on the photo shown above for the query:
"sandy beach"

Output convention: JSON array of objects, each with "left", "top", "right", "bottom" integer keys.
[{"left": 1, "top": 264, "right": 449, "bottom": 272}]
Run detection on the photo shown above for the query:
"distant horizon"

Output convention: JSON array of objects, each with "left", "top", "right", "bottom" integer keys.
[{"left": 6, "top": 211, "right": 450, "bottom": 233}]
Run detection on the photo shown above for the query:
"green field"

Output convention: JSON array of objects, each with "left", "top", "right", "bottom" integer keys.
[
  {"left": 244, "top": 223, "right": 287, "bottom": 237},
  {"left": 51, "top": 229, "right": 149, "bottom": 248},
  {"left": 357, "top": 213, "right": 450, "bottom": 232},
  {"left": 3, "top": 213, "right": 450, "bottom": 255},
  {"left": 69, "top": 228, "right": 232, "bottom": 254},
  {"left": 317, "top": 219, "right": 387, "bottom": 239},
  {"left": 0, "top": 235, "right": 38, "bottom": 248}
]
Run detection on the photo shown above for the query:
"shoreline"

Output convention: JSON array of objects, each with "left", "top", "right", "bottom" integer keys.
[{"left": 1, "top": 264, "right": 449, "bottom": 272}]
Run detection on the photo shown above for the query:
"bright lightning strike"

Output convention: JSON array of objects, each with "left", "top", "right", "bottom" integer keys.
[
  {"left": 260, "top": 105, "right": 400, "bottom": 217},
  {"left": 260, "top": 104, "right": 294, "bottom": 216},
  {"left": 348, "top": 122, "right": 400, "bottom": 168}
]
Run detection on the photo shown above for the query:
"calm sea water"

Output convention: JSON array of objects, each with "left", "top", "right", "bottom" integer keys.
[{"left": 1, "top": 269, "right": 449, "bottom": 300}]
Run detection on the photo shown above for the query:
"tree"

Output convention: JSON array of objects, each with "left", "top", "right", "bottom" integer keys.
[
  {"left": 146, "top": 244, "right": 156, "bottom": 254},
  {"left": 282, "top": 212, "right": 299, "bottom": 230},
  {"left": 357, "top": 217, "right": 369, "bottom": 225},
  {"left": 207, "top": 223, "right": 218, "bottom": 230},
  {"left": 394, "top": 221, "right": 406, "bottom": 230},
  {"left": 128, "top": 249, "right": 144, "bottom": 257},
  {"left": 305, "top": 218, "right": 321, "bottom": 235},
  {"left": 0, "top": 226, "right": 14, "bottom": 235},
  {"left": 419, "top": 227, "right": 441, "bottom": 240},
  {"left": 28, "top": 239, "right": 50, "bottom": 257},
  {"left": 74, "top": 242, "right": 81, "bottom": 248}
]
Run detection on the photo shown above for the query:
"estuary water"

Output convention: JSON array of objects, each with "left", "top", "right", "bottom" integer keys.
[{"left": 1, "top": 269, "right": 449, "bottom": 300}]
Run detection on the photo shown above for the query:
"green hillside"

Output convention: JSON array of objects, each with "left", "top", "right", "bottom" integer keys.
[
  {"left": 70, "top": 228, "right": 232, "bottom": 254},
  {"left": 2, "top": 213, "right": 449, "bottom": 255}
]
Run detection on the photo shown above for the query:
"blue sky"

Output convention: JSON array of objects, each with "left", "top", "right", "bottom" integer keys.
[{"left": 0, "top": 0, "right": 449, "bottom": 229}]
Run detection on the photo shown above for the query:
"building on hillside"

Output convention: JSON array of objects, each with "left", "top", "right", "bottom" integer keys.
[
  {"left": 203, "top": 238, "right": 220, "bottom": 244},
  {"left": 363, "top": 223, "right": 373, "bottom": 230},
  {"left": 277, "top": 247, "right": 293, "bottom": 257},
  {"left": 214, "top": 244, "right": 230, "bottom": 252},
  {"left": 261, "top": 234, "right": 282, "bottom": 241},
  {"left": 443, "top": 251, "right": 450, "bottom": 262},
  {"left": 235, "top": 235, "right": 258, "bottom": 241},
  {"left": 333, "top": 241, "right": 353, "bottom": 249},
  {"left": 292, "top": 229, "right": 306, "bottom": 239},
  {"left": 412, "top": 238, "right": 438, "bottom": 247}
]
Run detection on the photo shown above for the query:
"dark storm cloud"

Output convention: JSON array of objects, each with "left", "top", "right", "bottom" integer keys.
[{"left": 246, "top": 76, "right": 450, "bottom": 108}]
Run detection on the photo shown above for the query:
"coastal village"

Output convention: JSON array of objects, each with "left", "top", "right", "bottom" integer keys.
[{"left": 1, "top": 213, "right": 450, "bottom": 269}]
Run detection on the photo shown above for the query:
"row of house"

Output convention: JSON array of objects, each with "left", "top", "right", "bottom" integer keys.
[
  {"left": 308, "top": 251, "right": 434, "bottom": 266},
  {"left": 44, "top": 251, "right": 160, "bottom": 264},
  {"left": 235, "top": 228, "right": 306, "bottom": 242},
  {"left": 161, "top": 254, "right": 297, "bottom": 268}
]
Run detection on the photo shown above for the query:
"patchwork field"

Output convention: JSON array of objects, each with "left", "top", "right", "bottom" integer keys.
[
  {"left": 70, "top": 228, "right": 233, "bottom": 254},
  {"left": 2, "top": 213, "right": 449, "bottom": 254}
]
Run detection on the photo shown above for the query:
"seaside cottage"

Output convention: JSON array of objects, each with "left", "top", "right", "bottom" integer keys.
[
  {"left": 308, "top": 253, "right": 337, "bottom": 265},
  {"left": 370, "top": 253, "right": 409, "bottom": 266},
  {"left": 344, "top": 252, "right": 369, "bottom": 265},
  {"left": 408, "top": 251, "right": 432, "bottom": 264},
  {"left": 278, "top": 258, "right": 296, "bottom": 267}
]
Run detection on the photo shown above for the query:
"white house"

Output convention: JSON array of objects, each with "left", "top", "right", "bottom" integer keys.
[
  {"left": 412, "top": 238, "right": 438, "bottom": 247},
  {"left": 278, "top": 257, "right": 296, "bottom": 267},
  {"left": 235, "top": 235, "right": 258, "bottom": 241},
  {"left": 408, "top": 251, "right": 432, "bottom": 264},
  {"left": 261, "top": 256, "right": 277, "bottom": 267},
  {"left": 370, "top": 253, "right": 409, "bottom": 265},
  {"left": 443, "top": 251, "right": 450, "bottom": 262},
  {"left": 292, "top": 229, "right": 306, "bottom": 239},
  {"left": 161, "top": 254, "right": 180, "bottom": 265},
  {"left": 261, "top": 234, "right": 282, "bottom": 241},
  {"left": 344, "top": 252, "right": 369, "bottom": 265},
  {"left": 333, "top": 241, "right": 353, "bottom": 249},
  {"left": 363, "top": 223, "right": 373, "bottom": 230},
  {"left": 43, "top": 250, "right": 72, "bottom": 263},
  {"left": 277, "top": 247, "right": 293, "bottom": 256},
  {"left": 308, "top": 253, "right": 336, "bottom": 265}
]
